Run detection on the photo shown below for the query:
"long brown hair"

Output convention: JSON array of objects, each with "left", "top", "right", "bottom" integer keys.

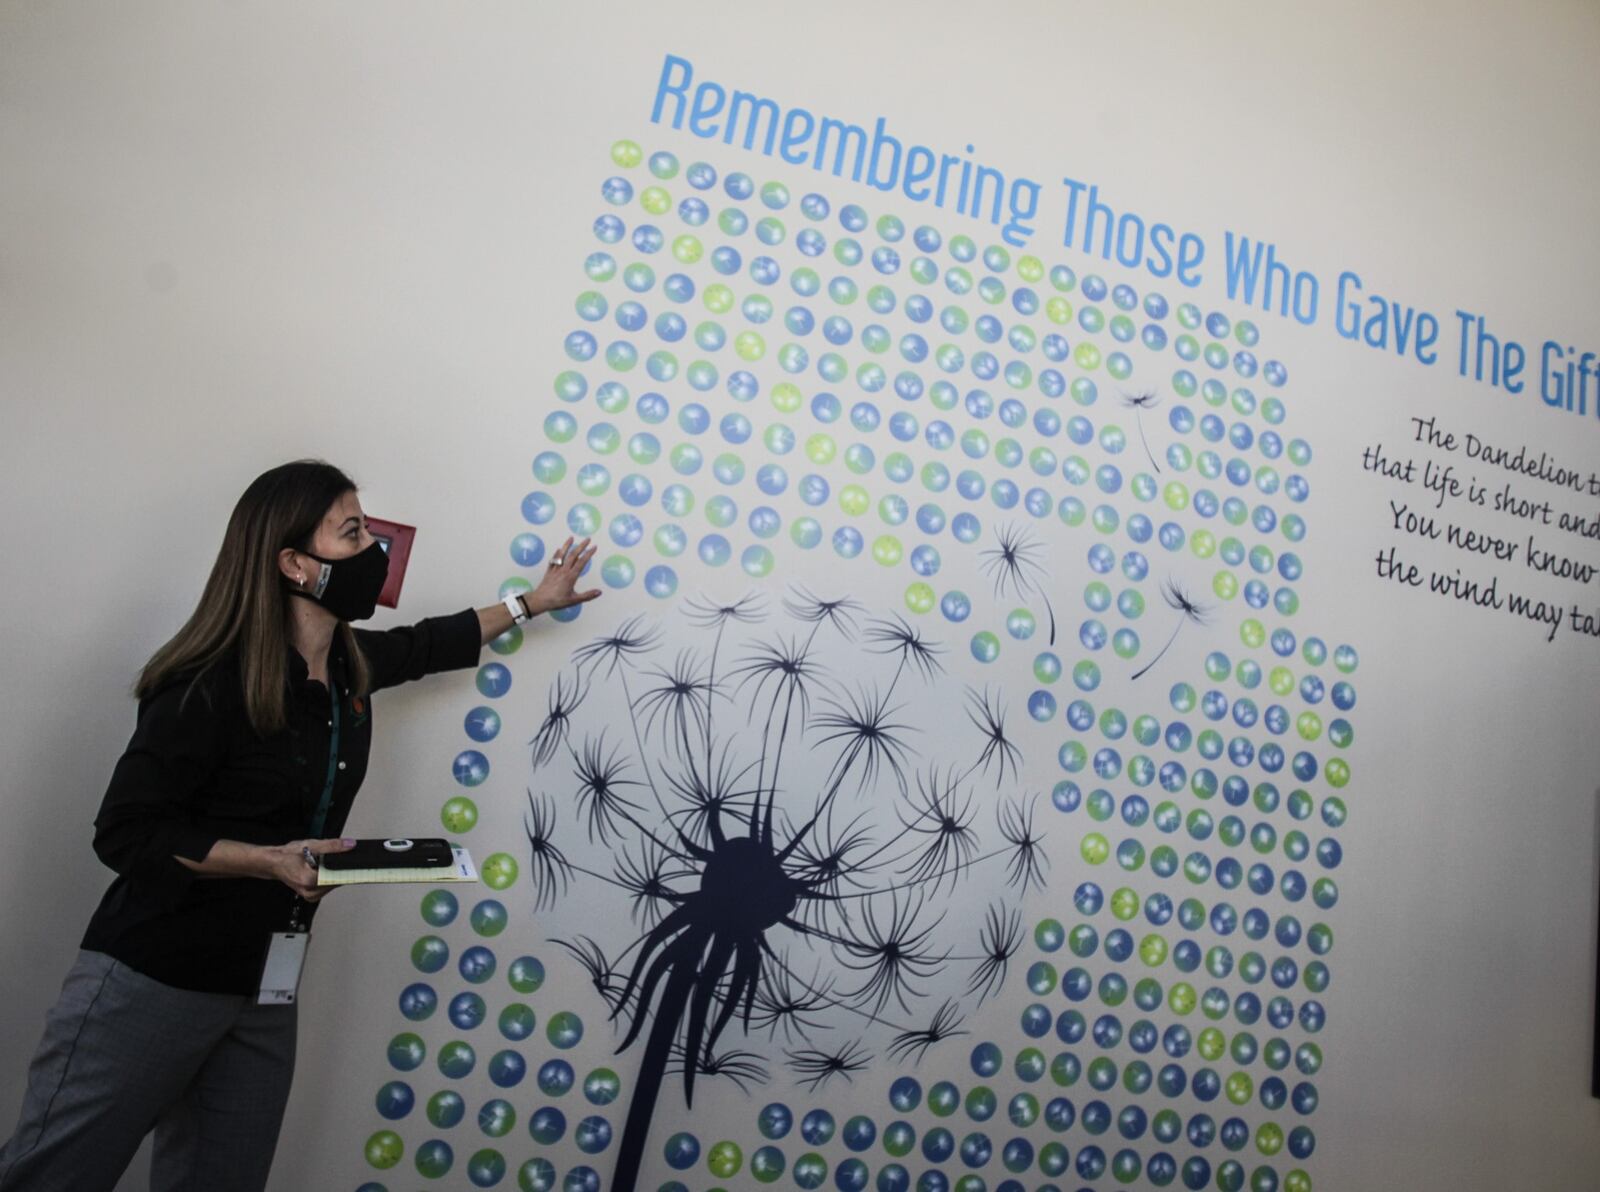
[{"left": 137, "top": 460, "right": 371, "bottom": 735}]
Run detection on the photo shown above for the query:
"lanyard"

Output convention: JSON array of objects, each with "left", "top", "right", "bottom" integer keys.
[
  {"left": 309, "top": 685, "right": 342, "bottom": 838},
  {"left": 289, "top": 686, "right": 341, "bottom": 934}
]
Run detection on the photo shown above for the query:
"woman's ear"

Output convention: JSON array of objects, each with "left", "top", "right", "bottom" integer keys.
[{"left": 277, "top": 547, "right": 307, "bottom": 587}]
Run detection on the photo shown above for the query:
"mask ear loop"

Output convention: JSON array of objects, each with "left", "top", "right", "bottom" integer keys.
[{"left": 310, "top": 560, "right": 333, "bottom": 599}]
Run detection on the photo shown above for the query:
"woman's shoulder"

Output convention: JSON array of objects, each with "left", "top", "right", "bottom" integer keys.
[{"left": 139, "top": 654, "right": 243, "bottom": 719}]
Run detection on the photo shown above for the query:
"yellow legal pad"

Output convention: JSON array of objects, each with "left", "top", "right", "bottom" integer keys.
[{"left": 317, "top": 846, "right": 478, "bottom": 886}]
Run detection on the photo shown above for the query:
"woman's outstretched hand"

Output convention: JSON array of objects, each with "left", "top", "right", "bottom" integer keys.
[{"left": 526, "top": 536, "right": 602, "bottom": 615}]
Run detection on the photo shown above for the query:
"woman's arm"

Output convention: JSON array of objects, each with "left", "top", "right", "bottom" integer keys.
[
  {"left": 354, "top": 537, "right": 603, "bottom": 691},
  {"left": 474, "top": 535, "right": 601, "bottom": 645},
  {"left": 177, "top": 837, "right": 354, "bottom": 901}
]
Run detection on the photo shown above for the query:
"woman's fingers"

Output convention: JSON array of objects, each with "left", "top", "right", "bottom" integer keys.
[
  {"left": 563, "top": 538, "right": 594, "bottom": 573},
  {"left": 305, "top": 837, "right": 356, "bottom": 855}
]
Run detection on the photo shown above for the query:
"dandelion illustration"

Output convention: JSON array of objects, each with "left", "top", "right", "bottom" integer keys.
[
  {"left": 1122, "top": 389, "right": 1163, "bottom": 473},
  {"left": 965, "top": 903, "right": 1024, "bottom": 1003},
  {"left": 1132, "top": 578, "right": 1211, "bottom": 681},
  {"left": 980, "top": 524, "right": 1057, "bottom": 645},
  {"left": 521, "top": 793, "right": 573, "bottom": 912},
  {"left": 887, "top": 999, "right": 969, "bottom": 1063},
  {"left": 524, "top": 590, "right": 1047, "bottom": 1191},
  {"left": 785, "top": 1040, "right": 874, "bottom": 1092}
]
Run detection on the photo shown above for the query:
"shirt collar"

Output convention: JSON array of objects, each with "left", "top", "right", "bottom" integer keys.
[{"left": 286, "top": 632, "right": 349, "bottom": 692}]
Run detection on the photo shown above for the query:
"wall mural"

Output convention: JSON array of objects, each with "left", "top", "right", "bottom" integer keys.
[{"left": 355, "top": 134, "right": 1354, "bottom": 1192}]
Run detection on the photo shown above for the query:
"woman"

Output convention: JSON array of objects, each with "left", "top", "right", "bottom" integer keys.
[{"left": 0, "top": 460, "right": 599, "bottom": 1192}]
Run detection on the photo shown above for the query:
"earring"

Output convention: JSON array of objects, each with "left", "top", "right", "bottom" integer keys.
[{"left": 297, "top": 574, "right": 305, "bottom": 586}]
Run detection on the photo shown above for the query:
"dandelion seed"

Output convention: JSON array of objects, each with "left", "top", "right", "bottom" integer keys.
[
  {"left": 573, "top": 615, "right": 663, "bottom": 676},
  {"left": 522, "top": 792, "right": 573, "bottom": 911},
  {"left": 966, "top": 685, "right": 1022, "bottom": 788},
  {"left": 839, "top": 895, "right": 949, "bottom": 1015},
  {"left": 614, "top": 838, "right": 688, "bottom": 928},
  {"left": 571, "top": 732, "right": 644, "bottom": 845},
  {"left": 783, "top": 584, "right": 865, "bottom": 636},
  {"left": 979, "top": 524, "right": 1057, "bottom": 644},
  {"left": 750, "top": 960, "right": 836, "bottom": 1043},
  {"left": 530, "top": 670, "right": 588, "bottom": 769},
  {"left": 554, "top": 934, "right": 624, "bottom": 1013},
  {"left": 966, "top": 903, "right": 1024, "bottom": 1003},
  {"left": 634, "top": 651, "right": 716, "bottom": 755},
  {"left": 663, "top": 746, "right": 759, "bottom": 846},
  {"left": 898, "top": 767, "right": 980, "bottom": 891},
  {"left": 731, "top": 636, "right": 822, "bottom": 720},
  {"left": 668, "top": 1045, "right": 769, "bottom": 1093},
  {"left": 862, "top": 614, "right": 945, "bottom": 680},
  {"left": 1122, "top": 389, "right": 1163, "bottom": 473},
  {"left": 1132, "top": 578, "right": 1210, "bottom": 682},
  {"left": 684, "top": 591, "right": 768, "bottom": 628},
  {"left": 886, "top": 999, "right": 968, "bottom": 1063},
  {"left": 998, "top": 795, "right": 1049, "bottom": 892},
  {"left": 813, "top": 685, "right": 915, "bottom": 794},
  {"left": 785, "top": 1040, "right": 873, "bottom": 1091}
]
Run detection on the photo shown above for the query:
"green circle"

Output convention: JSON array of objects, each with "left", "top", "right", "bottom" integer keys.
[
  {"left": 872, "top": 535, "right": 904, "bottom": 566},
  {"left": 707, "top": 1141, "right": 743, "bottom": 1178},
  {"left": 440, "top": 796, "right": 477, "bottom": 833},
  {"left": 365, "top": 1130, "right": 403, "bottom": 1169},
  {"left": 905, "top": 582, "right": 935, "bottom": 614},
  {"left": 482, "top": 853, "right": 518, "bottom": 890},
  {"left": 1110, "top": 887, "right": 1139, "bottom": 921}
]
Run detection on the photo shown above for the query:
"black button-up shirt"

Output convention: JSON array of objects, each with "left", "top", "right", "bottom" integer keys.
[{"left": 81, "top": 609, "right": 482, "bottom": 994}]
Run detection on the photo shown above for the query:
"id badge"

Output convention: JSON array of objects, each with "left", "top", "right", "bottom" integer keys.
[{"left": 257, "top": 930, "right": 310, "bottom": 1005}]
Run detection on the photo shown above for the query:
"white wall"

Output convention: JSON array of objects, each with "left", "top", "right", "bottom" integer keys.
[{"left": 3, "top": 3, "right": 1598, "bottom": 1190}]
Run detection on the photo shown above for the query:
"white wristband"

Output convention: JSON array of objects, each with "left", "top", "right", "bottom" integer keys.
[{"left": 503, "top": 592, "right": 530, "bottom": 625}]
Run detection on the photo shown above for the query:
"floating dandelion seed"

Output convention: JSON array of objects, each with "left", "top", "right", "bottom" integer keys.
[
  {"left": 998, "top": 795, "right": 1050, "bottom": 892},
  {"left": 966, "top": 903, "right": 1024, "bottom": 1003},
  {"left": 785, "top": 1040, "right": 873, "bottom": 1091},
  {"left": 1132, "top": 578, "right": 1211, "bottom": 681},
  {"left": 980, "top": 524, "right": 1057, "bottom": 645},
  {"left": 966, "top": 685, "right": 1023, "bottom": 788},
  {"left": 530, "top": 670, "right": 588, "bottom": 769},
  {"left": 522, "top": 792, "right": 573, "bottom": 911},
  {"left": 886, "top": 999, "right": 969, "bottom": 1063},
  {"left": 1123, "top": 389, "right": 1163, "bottom": 473}
]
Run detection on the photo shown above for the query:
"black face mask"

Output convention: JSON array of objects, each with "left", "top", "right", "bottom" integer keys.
[{"left": 287, "top": 540, "right": 390, "bottom": 622}]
